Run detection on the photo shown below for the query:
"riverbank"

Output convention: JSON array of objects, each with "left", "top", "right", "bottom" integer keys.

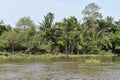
[{"left": 0, "top": 52, "right": 117, "bottom": 60}]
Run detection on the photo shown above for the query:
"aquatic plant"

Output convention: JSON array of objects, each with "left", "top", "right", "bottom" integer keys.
[{"left": 85, "top": 58, "right": 100, "bottom": 63}]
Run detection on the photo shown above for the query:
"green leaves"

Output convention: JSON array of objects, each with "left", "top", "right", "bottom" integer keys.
[
  {"left": 0, "top": 3, "right": 120, "bottom": 55},
  {"left": 16, "top": 16, "right": 35, "bottom": 29},
  {"left": 82, "top": 3, "right": 102, "bottom": 21}
]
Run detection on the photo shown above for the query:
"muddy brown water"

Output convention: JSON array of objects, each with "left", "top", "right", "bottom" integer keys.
[{"left": 0, "top": 56, "right": 120, "bottom": 80}]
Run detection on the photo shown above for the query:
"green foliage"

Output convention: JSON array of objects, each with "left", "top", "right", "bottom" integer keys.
[
  {"left": 82, "top": 3, "right": 102, "bottom": 21},
  {"left": 16, "top": 16, "right": 35, "bottom": 29},
  {"left": 0, "top": 3, "right": 120, "bottom": 55}
]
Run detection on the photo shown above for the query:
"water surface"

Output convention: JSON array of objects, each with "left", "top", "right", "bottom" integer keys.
[{"left": 0, "top": 56, "right": 120, "bottom": 80}]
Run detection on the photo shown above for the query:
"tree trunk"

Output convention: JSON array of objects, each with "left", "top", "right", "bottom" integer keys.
[{"left": 11, "top": 43, "right": 14, "bottom": 52}]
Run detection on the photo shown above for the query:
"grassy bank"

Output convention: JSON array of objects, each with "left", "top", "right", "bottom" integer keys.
[
  {"left": 0, "top": 53, "right": 65, "bottom": 60},
  {"left": 0, "top": 52, "right": 117, "bottom": 60}
]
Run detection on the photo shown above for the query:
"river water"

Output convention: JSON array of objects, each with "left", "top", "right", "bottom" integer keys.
[{"left": 0, "top": 56, "right": 120, "bottom": 80}]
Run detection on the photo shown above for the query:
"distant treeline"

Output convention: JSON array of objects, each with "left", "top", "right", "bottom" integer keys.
[{"left": 0, "top": 3, "right": 120, "bottom": 54}]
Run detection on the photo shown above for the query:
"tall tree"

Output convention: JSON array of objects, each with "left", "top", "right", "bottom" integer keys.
[
  {"left": 39, "top": 12, "right": 54, "bottom": 52},
  {"left": 15, "top": 16, "right": 37, "bottom": 53},
  {"left": 81, "top": 3, "right": 104, "bottom": 54},
  {"left": 82, "top": 3, "right": 102, "bottom": 28}
]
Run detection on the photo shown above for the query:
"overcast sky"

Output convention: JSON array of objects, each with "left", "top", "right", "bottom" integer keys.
[{"left": 0, "top": 0, "right": 120, "bottom": 26}]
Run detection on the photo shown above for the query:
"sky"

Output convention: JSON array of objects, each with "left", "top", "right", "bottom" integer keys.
[{"left": 0, "top": 0, "right": 120, "bottom": 26}]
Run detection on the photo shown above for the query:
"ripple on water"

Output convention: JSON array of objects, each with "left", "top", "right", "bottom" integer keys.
[{"left": 0, "top": 59, "right": 120, "bottom": 80}]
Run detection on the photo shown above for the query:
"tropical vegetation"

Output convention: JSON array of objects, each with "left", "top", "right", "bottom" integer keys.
[{"left": 0, "top": 3, "right": 120, "bottom": 56}]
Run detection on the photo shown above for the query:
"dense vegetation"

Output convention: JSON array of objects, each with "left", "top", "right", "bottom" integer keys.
[{"left": 0, "top": 3, "right": 120, "bottom": 55}]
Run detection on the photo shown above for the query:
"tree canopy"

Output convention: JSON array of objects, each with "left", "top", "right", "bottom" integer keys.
[{"left": 0, "top": 3, "right": 120, "bottom": 55}]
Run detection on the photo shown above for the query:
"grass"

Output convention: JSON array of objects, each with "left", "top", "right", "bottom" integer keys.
[
  {"left": 0, "top": 52, "right": 117, "bottom": 60},
  {"left": 0, "top": 53, "right": 67, "bottom": 60},
  {"left": 68, "top": 53, "right": 116, "bottom": 58}
]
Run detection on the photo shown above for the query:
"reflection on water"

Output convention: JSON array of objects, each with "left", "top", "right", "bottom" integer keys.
[{"left": 0, "top": 56, "right": 120, "bottom": 80}]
